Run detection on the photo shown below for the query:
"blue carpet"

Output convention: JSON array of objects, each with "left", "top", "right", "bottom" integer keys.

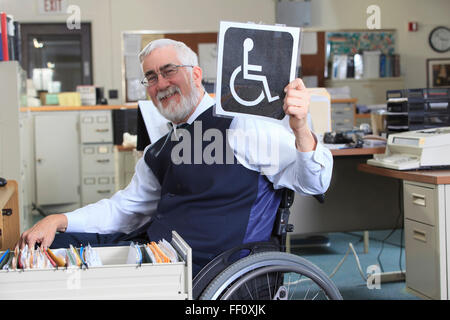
[{"left": 290, "top": 230, "right": 422, "bottom": 300}]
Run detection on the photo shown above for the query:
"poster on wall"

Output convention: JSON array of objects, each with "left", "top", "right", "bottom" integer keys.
[
  {"left": 427, "top": 58, "right": 450, "bottom": 88},
  {"left": 214, "top": 21, "right": 301, "bottom": 121}
]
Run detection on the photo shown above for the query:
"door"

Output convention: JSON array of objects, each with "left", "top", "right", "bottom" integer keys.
[{"left": 35, "top": 113, "right": 80, "bottom": 205}]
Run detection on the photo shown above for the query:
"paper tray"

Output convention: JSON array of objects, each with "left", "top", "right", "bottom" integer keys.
[{"left": 0, "top": 231, "right": 192, "bottom": 300}]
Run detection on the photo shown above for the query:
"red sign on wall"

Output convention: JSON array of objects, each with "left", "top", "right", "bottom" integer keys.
[{"left": 38, "top": 0, "right": 68, "bottom": 15}]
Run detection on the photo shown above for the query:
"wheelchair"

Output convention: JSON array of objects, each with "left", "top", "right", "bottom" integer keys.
[{"left": 192, "top": 189, "right": 343, "bottom": 300}]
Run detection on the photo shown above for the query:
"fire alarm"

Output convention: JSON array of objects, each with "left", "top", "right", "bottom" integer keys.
[{"left": 408, "top": 22, "right": 418, "bottom": 32}]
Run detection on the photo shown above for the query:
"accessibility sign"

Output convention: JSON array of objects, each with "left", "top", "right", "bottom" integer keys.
[{"left": 214, "top": 21, "right": 301, "bottom": 120}]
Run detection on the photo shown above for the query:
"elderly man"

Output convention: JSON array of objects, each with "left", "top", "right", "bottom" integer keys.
[{"left": 18, "top": 39, "right": 333, "bottom": 275}]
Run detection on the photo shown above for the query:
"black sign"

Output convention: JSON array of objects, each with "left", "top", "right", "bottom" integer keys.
[{"left": 215, "top": 22, "right": 300, "bottom": 120}]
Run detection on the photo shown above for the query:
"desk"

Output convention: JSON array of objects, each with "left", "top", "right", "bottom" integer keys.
[
  {"left": 0, "top": 180, "right": 20, "bottom": 250},
  {"left": 330, "top": 147, "right": 385, "bottom": 157},
  {"left": 290, "top": 146, "right": 402, "bottom": 237},
  {"left": 358, "top": 164, "right": 450, "bottom": 300}
]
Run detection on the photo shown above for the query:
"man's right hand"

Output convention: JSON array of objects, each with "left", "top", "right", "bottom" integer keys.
[{"left": 16, "top": 214, "right": 68, "bottom": 250}]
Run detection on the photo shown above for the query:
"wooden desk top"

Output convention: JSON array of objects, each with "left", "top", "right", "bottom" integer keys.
[
  {"left": 115, "top": 145, "right": 135, "bottom": 152},
  {"left": 358, "top": 163, "right": 450, "bottom": 185},
  {"left": 330, "top": 147, "right": 385, "bottom": 157}
]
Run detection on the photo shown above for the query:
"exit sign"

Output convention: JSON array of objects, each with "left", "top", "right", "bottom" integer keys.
[{"left": 38, "top": 0, "right": 68, "bottom": 15}]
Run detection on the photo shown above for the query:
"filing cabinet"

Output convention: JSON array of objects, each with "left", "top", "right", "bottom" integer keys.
[
  {"left": 31, "top": 110, "right": 116, "bottom": 210},
  {"left": 81, "top": 144, "right": 115, "bottom": 175},
  {"left": 79, "top": 111, "right": 115, "bottom": 206},
  {"left": 330, "top": 100, "right": 355, "bottom": 131},
  {"left": 0, "top": 231, "right": 192, "bottom": 299},
  {"left": 80, "top": 111, "right": 113, "bottom": 144},
  {"left": 81, "top": 174, "right": 115, "bottom": 206},
  {"left": 403, "top": 181, "right": 448, "bottom": 300}
]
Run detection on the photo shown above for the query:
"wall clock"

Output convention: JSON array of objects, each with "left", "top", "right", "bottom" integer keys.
[{"left": 429, "top": 26, "right": 450, "bottom": 53}]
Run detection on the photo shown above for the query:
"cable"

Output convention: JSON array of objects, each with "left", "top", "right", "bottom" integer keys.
[
  {"left": 287, "top": 241, "right": 368, "bottom": 287},
  {"left": 329, "top": 242, "right": 367, "bottom": 281},
  {"left": 285, "top": 242, "right": 368, "bottom": 287}
]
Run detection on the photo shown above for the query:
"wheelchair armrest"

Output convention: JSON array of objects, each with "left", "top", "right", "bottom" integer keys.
[
  {"left": 279, "top": 189, "right": 295, "bottom": 208},
  {"left": 280, "top": 189, "right": 325, "bottom": 208}
]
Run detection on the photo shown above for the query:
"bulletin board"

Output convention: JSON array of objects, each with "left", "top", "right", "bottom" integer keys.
[{"left": 326, "top": 30, "right": 396, "bottom": 56}]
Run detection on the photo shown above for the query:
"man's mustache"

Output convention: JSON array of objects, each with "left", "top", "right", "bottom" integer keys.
[{"left": 156, "top": 85, "right": 182, "bottom": 102}]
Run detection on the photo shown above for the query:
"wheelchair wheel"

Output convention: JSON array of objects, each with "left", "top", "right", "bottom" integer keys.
[{"left": 199, "top": 252, "right": 342, "bottom": 300}]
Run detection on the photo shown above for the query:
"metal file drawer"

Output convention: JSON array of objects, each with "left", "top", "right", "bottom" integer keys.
[
  {"left": 331, "top": 109, "right": 353, "bottom": 120},
  {"left": 404, "top": 182, "right": 437, "bottom": 226},
  {"left": 331, "top": 118, "right": 353, "bottom": 131},
  {"left": 81, "top": 174, "right": 115, "bottom": 206},
  {"left": 331, "top": 104, "right": 353, "bottom": 117},
  {"left": 405, "top": 219, "right": 441, "bottom": 299},
  {"left": 81, "top": 144, "right": 115, "bottom": 174},
  {"left": 0, "top": 231, "right": 192, "bottom": 299},
  {"left": 80, "top": 111, "right": 113, "bottom": 143},
  {"left": 331, "top": 103, "right": 353, "bottom": 111}
]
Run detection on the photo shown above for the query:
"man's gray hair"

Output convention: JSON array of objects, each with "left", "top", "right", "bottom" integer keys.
[{"left": 138, "top": 38, "right": 199, "bottom": 67}]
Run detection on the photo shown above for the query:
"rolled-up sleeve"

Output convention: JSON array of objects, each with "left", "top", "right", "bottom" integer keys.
[
  {"left": 228, "top": 116, "right": 333, "bottom": 196},
  {"left": 64, "top": 149, "right": 161, "bottom": 234}
]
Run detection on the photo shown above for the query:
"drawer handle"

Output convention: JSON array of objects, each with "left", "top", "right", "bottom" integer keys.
[
  {"left": 411, "top": 193, "right": 426, "bottom": 206},
  {"left": 2, "top": 209, "right": 12, "bottom": 216},
  {"left": 413, "top": 229, "right": 427, "bottom": 243},
  {"left": 96, "top": 159, "right": 110, "bottom": 163},
  {"left": 95, "top": 129, "right": 109, "bottom": 133},
  {"left": 97, "top": 190, "right": 111, "bottom": 194}
]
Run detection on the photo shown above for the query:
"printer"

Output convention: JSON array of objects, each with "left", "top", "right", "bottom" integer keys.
[{"left": 367, "top": 127, "right": 450, "bottom": 170}]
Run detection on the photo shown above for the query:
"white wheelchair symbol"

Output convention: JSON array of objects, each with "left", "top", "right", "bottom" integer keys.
[{"left": 230, "top": 38, "right": 280, "bottom": 107}]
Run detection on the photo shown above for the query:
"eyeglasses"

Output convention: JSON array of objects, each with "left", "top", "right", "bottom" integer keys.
[{"left": 141, "top": 64, "right": 194, "bottom": 87}]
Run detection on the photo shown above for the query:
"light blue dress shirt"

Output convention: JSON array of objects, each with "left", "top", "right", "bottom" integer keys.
[{"left": 65, "top": 93, "right": 333, "bottom": 234}]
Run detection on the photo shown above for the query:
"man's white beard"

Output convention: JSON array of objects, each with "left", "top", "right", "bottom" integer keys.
[{"left": 155, "top": 79, "right": 200, "bottom": 123}]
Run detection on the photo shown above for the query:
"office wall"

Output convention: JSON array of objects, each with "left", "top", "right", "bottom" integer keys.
[
  {"left": 2, "top": 0, "right": 449, "bottom": 103},
  {"left": 0, "top": 0, "right": 275, "bottom": 104},
  {"left": 308, "top": 0, "right": 450, "bottom": 89}
]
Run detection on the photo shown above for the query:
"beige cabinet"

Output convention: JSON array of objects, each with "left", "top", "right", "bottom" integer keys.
[
  {"left": 34, "top": 113, "right": 81, "bottom": 207},
  {"left": 403, "top": 181, "right": 448, "bottom": 300},
  {"left": 30, "top": 110, "right": 116, "bottom": 212},
  {"left": 79, "top": 111, "right": 115, "bottom": 206},
  {"left": 0, "top": 61, "right": 34, "bottom": 231},
  {"left": 330, "top": 98, "right": 356, "bottom": 131}
]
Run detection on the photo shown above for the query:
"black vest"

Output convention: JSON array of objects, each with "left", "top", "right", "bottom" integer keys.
[{"left": 144, "top": 106, "right": 281, "bottom": 275}]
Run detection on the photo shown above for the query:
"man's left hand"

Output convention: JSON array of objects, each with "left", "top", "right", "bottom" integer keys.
[{"left": 283, "top": 78, "right": 316, "bottom": 152}]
